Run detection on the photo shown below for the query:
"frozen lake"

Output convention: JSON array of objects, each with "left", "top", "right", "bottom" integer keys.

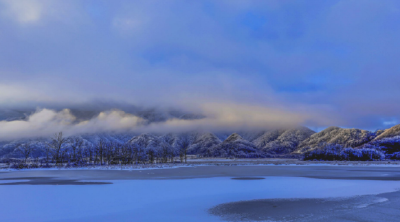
[{"left": 1, "top": 176, "right": 400, "bottom": 222}]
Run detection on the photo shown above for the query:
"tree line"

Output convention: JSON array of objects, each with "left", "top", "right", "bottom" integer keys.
[
  {"left": 303, "top": 143, "right": 387, "bottom": 161},
  {"left": 4, "top": 132, "right": 191, "bottom": 169}
]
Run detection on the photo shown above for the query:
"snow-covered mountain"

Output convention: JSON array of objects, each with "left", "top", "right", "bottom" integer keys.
[
  {"left": 294, "top": 126, "right": 375, "bottom": 153},
  {"left": 373, "top": 124, "right": 400, "bottom": 141},
  {"left": 0, "top": 127, "right": 316, "bottom": 158},
  {"left": 9, "top": 124, "right": 400, "bottom": 158},
  {"left": 128, "top": 133, "right": 161, "bottom": 148},
  {"left": 208, "top": 133, "right": 264, "bottom": 158},
  {"left": 256, "top": 127, "right": 315, "bottom": 154},
  {"left": 128, "top": 132, "right": 223, "bottom": 156},
  {"left": 187, "top": 132, "right": 222, "bottom": 155},
  {"left": 253, "top": 130, "right": 287, "bottom": 148},
  {"left": 237, "top": 130, "right": 267, "bottom": 142},
  {"left": 79, "top": 132, "right": 137, "bottom": 145}
]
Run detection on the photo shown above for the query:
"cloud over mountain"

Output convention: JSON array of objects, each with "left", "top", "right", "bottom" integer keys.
[
  {"left": 0, "top": 102, "right": 309, "bottom": 140},
  {"left": 1, "top": 0, "right": 400, "bottom": 132}
]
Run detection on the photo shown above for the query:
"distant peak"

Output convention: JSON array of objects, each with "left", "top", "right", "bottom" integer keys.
[{"left": 224, "top": 133, "right": 243, "bottom": 143}]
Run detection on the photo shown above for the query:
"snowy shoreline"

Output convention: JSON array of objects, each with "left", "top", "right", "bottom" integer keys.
[{"left": 2, "top": 158, "right": 400, "bottom": 171}]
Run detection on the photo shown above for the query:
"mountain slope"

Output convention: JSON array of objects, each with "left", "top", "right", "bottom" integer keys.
[
  {"left": 374, "top": 124, "right": 400, "bottom": 141},
  {"left": 294, "top": 126, "right": 375, "bottom": 153},
  {"left": 208, "top": 133, "right": 264, "bottom": 158},
  {"left": 237, "top": 130, "right": 266, "bottom": 142},
  {"left": 128, "top": 133, "right": 161, "bottom": 148},
  {"left": 260, "top": 127, "right": 315, "bottom": 154},
  {"left": 253, "top": 129, "right": 287, "bottom": 148},
  {"left": 187, "top": 132, "right": 221, "bottom": 155}
]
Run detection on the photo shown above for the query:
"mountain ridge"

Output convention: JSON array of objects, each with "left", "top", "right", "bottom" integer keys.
[{"left": 2, "top": 124, "right": 400, "bottom": 158}]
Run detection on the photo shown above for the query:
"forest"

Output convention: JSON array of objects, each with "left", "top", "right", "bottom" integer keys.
[
  {"left": 303, "top": 138, "right": 400, "bottom": 161},
  {"left": 3, "top": 132, "right": 192, "bottom": 169},
  {"left": 3, "top": 130, "right": 400, "bottom": 169}
]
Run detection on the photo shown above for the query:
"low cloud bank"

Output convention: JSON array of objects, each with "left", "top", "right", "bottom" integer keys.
[{"left": 0, "top": 103, "right": 309, "bottom": 140}]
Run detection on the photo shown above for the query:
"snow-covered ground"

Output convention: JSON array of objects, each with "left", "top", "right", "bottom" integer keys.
[
  {"left": 1, "top": 177, "right": 400, "bottom": 222},
  {"left": 3, "top": 158, "right": 400, "bottom": 172}
]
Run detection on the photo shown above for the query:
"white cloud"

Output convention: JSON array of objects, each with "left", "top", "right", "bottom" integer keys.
[
  {"left": 0, "top": 0, "right": 82, "bottom": 25},
  {"left": 0, "top": 0, "right": 43, "bottom": 23},
  {"left": 0, "top": 103, "right": 310, "bottom": 140},
  {"left": 0, "top": 109, "right": 75, "bottom": 140},
  {"left": 0, "top": 109, "right": 144, "bottom": 140},
  {"left": 75, "top": 110, "right": 143, "bottom": 134}
]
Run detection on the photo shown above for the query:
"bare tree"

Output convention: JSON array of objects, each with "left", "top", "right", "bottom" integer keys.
[
  {"left": 95, "top": 139, "right": 106, "bottom": 165},
  {"left": 44, "top": 144, "right": 52, "bottom": 165},
  {"left": 47, "top": 132, "right": 69, "bottom": 165},
  {"left": 160, "top": 142, "right": 173, "bottom": 163},
  {"left": 177, "top": 136, "right": 190, "bottom": 163},
  {"left": 105, "top": 142, "right": 117, "bottom": 165},
  {"left": 146, "top": 147, "right": 156, "bottom": 164},
  {"left": 131, "top": 143, "right": 145, "bottom": 164},
  {"left": 17, "top": 143, "right": 34, "bottom": 163},
  {"left": 70, "top": 137, "right": 84, "bottom": 162}
]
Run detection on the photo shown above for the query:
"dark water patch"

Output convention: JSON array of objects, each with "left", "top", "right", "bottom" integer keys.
[
  {"left": 209, "top": 195, "right": 387, "bottom": 222},
  {"left": 231, "top": 177, "right": 265, "bottom": 180},
  {"left": 0, "top": 177, "right": 112, "bottom": 185}
]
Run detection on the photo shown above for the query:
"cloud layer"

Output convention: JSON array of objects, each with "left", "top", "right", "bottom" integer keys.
[
  {"left": 1, "top": 0, "right": 400, "bottom": 137},
  {"left": 0, "top": 104, "right": 309, "bottom": 140}
]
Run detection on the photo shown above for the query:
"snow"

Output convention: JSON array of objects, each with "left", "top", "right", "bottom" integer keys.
[
  {"left": 1, "top": 177, "right": 400, "bottom": 222},
  {"left": 3, "top": 161, "right": 400, "bottom": 172},
  {"left": 356, "top": 197, "right": 388, "bottom": 209}
]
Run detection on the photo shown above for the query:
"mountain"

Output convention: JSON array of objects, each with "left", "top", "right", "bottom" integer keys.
[
  {"left": 253, "top": 129, "right": 287, "bottom": 148},
  {"left": 373, "top": 124, "right": 400, "bottom": 141},
  {"left": 160, "top": 133, "right": 180, "bottom": 146},
  {"left": 256, "top": 127, "right": 315, "bottom": 154},
  {"left": 80, "top": 132, "right": 137, "bottom": 145},
  {"left": 237, "top": 130, "right": 267, "bottom": 142},
  {"left": 129, "top": 132, "right": 222, "bottom": 155},
  {"left": 128, "top": 133, "right": 161, "bottom": 148},
  {"left": 4, "top": 125, "right": 390, "bottom": 158},
  {"left": 208, "top": 133, "right": 264, "bottom": 158},
  {"left": 0, "top": 127, "right": 316, "bottom": 158},
  {"left": 294, "top": 126, "right": 375, "bottom": 153},
  {"left": 187, "top": 132, "right": 222, "bottom": 155}
]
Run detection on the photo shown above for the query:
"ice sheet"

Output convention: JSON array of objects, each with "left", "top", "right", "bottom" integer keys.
[{"left": 1, "top": 177, "right": 400, "bottom": 222}]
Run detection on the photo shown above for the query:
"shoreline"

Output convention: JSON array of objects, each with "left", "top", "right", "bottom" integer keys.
[
  {"left": 2, "top": 164, "right": 400, "bottom": 181},
  {"left": 2, "top": 158, "right": 400, "bottom": 172}
]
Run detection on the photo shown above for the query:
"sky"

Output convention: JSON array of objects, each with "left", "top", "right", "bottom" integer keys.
[{"left": 0, "top": 0, "right": 400, "bottom": 138}]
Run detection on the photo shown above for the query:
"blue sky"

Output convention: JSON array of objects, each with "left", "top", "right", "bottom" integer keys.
[{"left": 0, "top": 0, "right": 400, "bottom": 135}]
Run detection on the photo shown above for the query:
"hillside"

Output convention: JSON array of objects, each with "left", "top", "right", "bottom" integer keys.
[
  {"left": 260, "top": 127, "right": 315, "bottom": 154},
  {"left": 208, "top": 133, "right": 264, "bottom": 158},
  {"left": 4, "top": 126, "right": 389, "bottom": 158},
  {"left": 187, "top": 132, "right": 222, "bottom": 155},
  {"left": 374, "top": 124, "right": 400, "bottom": 141},
  {"left": 294, "top": 126, "right": 375, "bottom": 153},
  {"left": 128, "top": 133, "right": 161, "bottom": 148},
  {"left": 253, "top": 130, "right": 287, "bottom": 148}
]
